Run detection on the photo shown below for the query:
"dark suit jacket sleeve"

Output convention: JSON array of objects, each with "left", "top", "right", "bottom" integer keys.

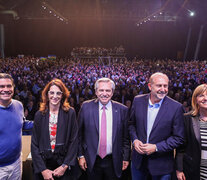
[
  {"left": 128, "top": 99, "right": 138, "bottom": 142},
  {"left": 156, "top": 105, "right": 185, "bottom": 152},
  {"left": 77, "top": 103, "right": 85, "bottom": 157},
  {"left": 122, "top": 107, "right": 131, "bottom": 161},
  {"left": 63, "top": 108, "right": 78, "bottom": 166},
  {"left": 31, "top": 111, "right": 47, "bottom": 173},
  {"left": 175, "top": 115, "right": 190, "bottom": 171},
  {"left": 175, "top": 149, "right": 185, "bottom": 172}
]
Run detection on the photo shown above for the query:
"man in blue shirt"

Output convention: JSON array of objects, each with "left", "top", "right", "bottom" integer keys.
[
  {"left": 0, "top": 73, "right": 32, "bottom": 180},
  {"left": 129, "top": 72, "right": 185, "bottom": 180}
]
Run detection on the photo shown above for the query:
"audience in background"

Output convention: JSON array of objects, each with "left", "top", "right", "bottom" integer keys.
[
  {"left": 71, "top": 46, "right": 125, "bottom": 58},
  {"left": 0, "top": 55, "right": 206, "bottom": 180},
  {"left": 1, "top": 56, "right": 207, "bottom": 116}
]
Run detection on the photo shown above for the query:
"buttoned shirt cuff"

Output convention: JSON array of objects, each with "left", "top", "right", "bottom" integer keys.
[
  {"left": 62, "top": 164, "right": 71, "bottom": 170},
  {"left": 78, "top": 155, "right": 84, "bottom": 160},
  {"left": 155, "top": 145, "right": 158, "bottom": 152}
]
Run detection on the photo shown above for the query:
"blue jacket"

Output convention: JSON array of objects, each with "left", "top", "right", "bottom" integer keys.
[
  {"left": 78, "top": 99, "right": 131, "bottom": 178},
  {"left": 128, "top": 94, "right": 185, "bottom": 175}
]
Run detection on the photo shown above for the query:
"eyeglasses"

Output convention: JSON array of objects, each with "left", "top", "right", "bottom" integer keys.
[{"left": 48, "top": 91, "right": 63, "bottom": 96}]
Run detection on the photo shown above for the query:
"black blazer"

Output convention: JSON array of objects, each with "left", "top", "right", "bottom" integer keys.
[
  {"left": 176, "top": 115, "right": 201, "bottom": 180},
  {"left": 78, "top": 99, "right": 131, "bottom": 178},
  {"left": 31, "top": 107, "right": 78, "bottom": 174}
]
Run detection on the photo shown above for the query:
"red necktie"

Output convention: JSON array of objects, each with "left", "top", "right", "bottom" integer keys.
[{"left": 99, "top": 105, "right": 107, "bottom": 159}]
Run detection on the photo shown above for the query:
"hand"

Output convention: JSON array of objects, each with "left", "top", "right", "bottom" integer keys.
[
  {"left": 53, "top": 165, "right": 68, "bottom": 177},
  {"left": 133, "top": 139, "right": 145, "bottom": 154},
  {"left": 176, "top": 170, "right": 186, "bottom": 180},
  {"left": 79, "top": 157, "right": 87, "bottom": 171},
  {"left": 122, "top": 161, "right": 129, "bottom": 170},
  {"left": 41, "top": 169, "right": 54, "bottom": 180},
  {"left": 140, "top": 143, "right": 156, "bottom": 155}
]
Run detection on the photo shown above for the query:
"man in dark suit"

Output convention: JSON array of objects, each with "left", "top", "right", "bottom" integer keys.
[
  {"left": 128, "top": 72, "right": 185, "bottom": 180},
  {"left": 78, "top": 77, "right": 130, "bottom": 180}
]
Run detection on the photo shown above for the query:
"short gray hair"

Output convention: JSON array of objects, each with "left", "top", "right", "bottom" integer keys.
[
  {"left": 149, "top": 72, "right": 169, "bottom": 84},
  {"left": 94, "top": 78, "right": 115, "bottom": 92}
]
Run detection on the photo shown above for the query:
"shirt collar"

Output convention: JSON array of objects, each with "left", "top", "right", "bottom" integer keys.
[
  {"left": 99, "top": 101, "right": 112, "bottom": 110},
  {"left": 0, "top": 99, "right": 13, "bottom": 109},
  {"left": 148, "top": 98, "right": 163, "bottom": 108}
]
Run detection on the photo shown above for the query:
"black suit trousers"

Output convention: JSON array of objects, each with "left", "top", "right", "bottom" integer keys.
[{"left": 87, "top": 155, "right": 119, "bottom": 180}]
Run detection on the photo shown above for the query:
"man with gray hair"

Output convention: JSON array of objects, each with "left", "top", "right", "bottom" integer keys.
[
  {"left": 78, "top": 77, "right": 130, "bottom": 180},
  {"left": 129, "top": 72, "right": 185, "bottom": 180},
  {"left": 0, "top": 73, "right": 33, "bottom": 180}
]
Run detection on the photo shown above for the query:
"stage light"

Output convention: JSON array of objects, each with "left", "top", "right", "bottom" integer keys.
[
  {"left": 41, "top": 2, "right": 69, "bottom": 24},
  {"left": 189, "top": 11, "right": 195, "bottom": 17}
]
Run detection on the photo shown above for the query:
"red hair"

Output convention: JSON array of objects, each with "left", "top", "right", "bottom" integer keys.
[{"left": 39, "top": 79, "right": 70, "bottom": 113}]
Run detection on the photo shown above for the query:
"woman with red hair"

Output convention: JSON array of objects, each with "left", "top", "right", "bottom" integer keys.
[{"left": 31, "top": 79, "right": 78, "bottom": 180}]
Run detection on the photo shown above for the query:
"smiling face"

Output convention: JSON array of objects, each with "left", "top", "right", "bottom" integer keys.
[
  {"left": 95, "top": 81, "right": 113, "bottom": 105},
  {"left": 0, "top": 78, "right": 14, "bottom": 106},
  {"left": 197, "top": 90, "right": 207, "bottom": 111},
  {"left": 48, "top": 85, "right": 63, "bottom": 108},
  {"left": 148, "top": 74, "right": 169, "bottom": 104}
]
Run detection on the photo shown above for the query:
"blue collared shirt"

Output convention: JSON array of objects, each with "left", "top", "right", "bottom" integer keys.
[{"left": 147, "top": 98, "right": 163, "bottom": 143}]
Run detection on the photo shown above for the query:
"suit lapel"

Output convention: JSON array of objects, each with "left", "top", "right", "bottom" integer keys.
[
  {"left": 143, "top": 95, "right": 149, "bottom": 136},
  {"left": 45, "top": 111, "right": 51, "bottom": 149},
  {"left": 93, "top": 99, "right": 99, "bottom": 134},
  {"left": 150, "top": 97, "right": 168, "bottom": 132},
  {"left": 192, "top": 116, "right": 201, "bottom": 145},
  {"left": 55, "top": 109, "right": 63, "bottom": 144},
  {"left": 112, "top": 101, "right": 119, "bottom": 143}
]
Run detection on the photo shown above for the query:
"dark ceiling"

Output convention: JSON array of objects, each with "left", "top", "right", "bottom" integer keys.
[
  {"left": 0, "top": 0, "right": 207, "bottom": 59},
  {"left": 0, "top": 0, "right": 206, "bottom": 23}
]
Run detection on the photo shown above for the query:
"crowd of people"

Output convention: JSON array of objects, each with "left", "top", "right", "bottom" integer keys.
[
  {"left": 1, "top": 56, "right": 206, "bottom": 120},
  {"left": 71, "top": 46, "right": 125, "bottom": 58},
  {"left": 0, "top": 55, "right": 207, "bottom": 180},
  {"left": 0, "top": 56, "right": 205, "bottom": 119}
]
